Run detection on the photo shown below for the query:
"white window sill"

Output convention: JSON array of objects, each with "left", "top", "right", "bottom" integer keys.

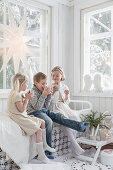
[{"left": 73, "top": 90, "right": 113, "bottom": 98}]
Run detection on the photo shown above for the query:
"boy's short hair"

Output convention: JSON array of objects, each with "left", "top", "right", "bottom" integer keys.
[{"left": 33, "top": 72, "right": 47, "bottom": 83}]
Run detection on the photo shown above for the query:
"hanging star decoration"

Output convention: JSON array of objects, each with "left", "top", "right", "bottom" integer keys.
[{"left": 0, "top": 8, "right": 32, "bottom": 73}]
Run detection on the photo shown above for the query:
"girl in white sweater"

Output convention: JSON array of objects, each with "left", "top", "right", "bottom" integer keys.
[{"left": 50, "top": 66, "right": 85, "bottom": 156}]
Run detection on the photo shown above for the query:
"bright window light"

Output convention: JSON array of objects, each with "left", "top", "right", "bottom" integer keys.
[{"left": 82, "top": 4, "right": 113, "bottom": 90}]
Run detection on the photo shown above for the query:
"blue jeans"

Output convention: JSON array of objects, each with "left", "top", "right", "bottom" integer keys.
[{"left": 29, "top": 109, "right": 86, "bottom": 147}]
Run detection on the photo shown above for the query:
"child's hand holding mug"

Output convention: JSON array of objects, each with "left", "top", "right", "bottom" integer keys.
[
  {"left": 64, "top": 89, "right": 69, "bottom": 95},
  {"left": 51, "top": 83, "right": 60, "bottom": 95},
  {"left": 25, "top": 90, "right": 34, "bottom": 100},
  {"left": 64, "top": 90, "right": 69, "bottom": 100},
  {"left": 42, "top": 86, "right": 51, "bottom": 96},
  {"left": 52, "top": 83, "right": 60, "bottom": 90}
]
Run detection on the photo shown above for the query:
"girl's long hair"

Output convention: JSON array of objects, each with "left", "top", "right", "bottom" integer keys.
[
  {"left": 51, "top": 66, "right": 65, "bottom": 81},
  {"left": 10, "top": 73, "right": 28, "bottom": 99}
]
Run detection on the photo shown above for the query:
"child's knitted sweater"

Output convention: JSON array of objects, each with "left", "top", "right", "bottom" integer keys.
[{"left": 27, "top": 85, "right": 51, "bottom": 114}]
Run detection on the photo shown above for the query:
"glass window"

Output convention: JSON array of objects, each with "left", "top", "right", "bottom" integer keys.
[
  {"left": 82, "top": 4, "right": 113, "bottom": 90},
  {"left": 0, "top": 1, "right": 49, "bottom": 89}
]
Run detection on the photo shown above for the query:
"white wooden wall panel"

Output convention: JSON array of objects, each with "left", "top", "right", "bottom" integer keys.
[
  {"left": 94, "top": 97, "right": 100, "bottom": 112},
  {"left": 0, "top": 96, "right": 113, "bottom": 115},
  {"left": 100, "top": 98, "right": 106, "bottom": 113},
  {"left": 111, "top": 98, "right": 113, "bottom": 113},
  {"left": 0, "top": 99, "right": 3, "bottom": 112},
  {"left": 73, "top": 96, "right": 113, "bottom": 114},
  {"left": 105, "top": 98, "right": 112, "bottom": 113},
  {"left": 3, "top": 99, "right": 8, "bottom": 112},
  {"left": 0, "top": 98, "right": 8, "bottom": 113}
]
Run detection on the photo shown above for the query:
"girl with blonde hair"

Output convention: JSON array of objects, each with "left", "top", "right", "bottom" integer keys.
[
  {"left": 50, "top": 66, "right": 85, "bottom": 156},
  {"left": 8, "top": 73, "right": 55, "bottom": 163}
]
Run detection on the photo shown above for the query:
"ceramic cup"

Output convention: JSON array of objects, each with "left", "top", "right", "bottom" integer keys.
[{"left": 55, "top": 84, "right": 60, "bottom": 90}]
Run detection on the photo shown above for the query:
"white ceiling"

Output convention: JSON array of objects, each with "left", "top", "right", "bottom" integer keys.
[
  {"left": 34, "top": 0, "right": 74, "bottom": 6},
  {"left": 31, "top": 0, "right": 87, "bottom": 7}
]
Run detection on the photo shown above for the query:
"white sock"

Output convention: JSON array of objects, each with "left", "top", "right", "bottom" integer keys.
[
  {"left": 36, "top": 142, "right": 50, "bottom": 163},
  {"left": 42, "top": 129, "right": 56, "bottom": 153},
  {"left": 66, "top": 128, "right": 84, "bottom": 155}
]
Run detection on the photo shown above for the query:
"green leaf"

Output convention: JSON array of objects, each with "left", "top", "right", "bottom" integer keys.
[{"left": 81, "top": 110, "right": 108, "bottom": 129}]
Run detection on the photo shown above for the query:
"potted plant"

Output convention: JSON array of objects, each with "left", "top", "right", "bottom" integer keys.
[{"left": 81, "top": 111, "right": 110, "bottom": 140}]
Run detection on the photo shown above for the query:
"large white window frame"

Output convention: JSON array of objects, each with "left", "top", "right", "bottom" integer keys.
[
  {"left": 81, "top": 1, "right": 113, "bottom": 91},
  {"left": 74, "top": 0, "right": 113, "bottom": 97},
  {"left": 0, "top": 0, "right": 51, "bottom": 96}
]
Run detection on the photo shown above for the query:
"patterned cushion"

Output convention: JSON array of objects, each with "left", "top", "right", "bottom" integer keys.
[
  {"left": 52, "top": 123, "right": 71, "bottom": 156},
  {"left": 0, "top": 148, "right": 19, "bottom": 170}
]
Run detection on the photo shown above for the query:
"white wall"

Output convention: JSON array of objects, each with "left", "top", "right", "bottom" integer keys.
[
  {"left": 54, "top": 5, "right": 74, "bottom": 91},
  {"left": 63, "top": 6, "right": 74, "bottom": 92}
]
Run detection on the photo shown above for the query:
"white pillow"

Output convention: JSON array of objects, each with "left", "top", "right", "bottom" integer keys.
[{"left": 0, "top": 114, "right": 29, "bottom": 164}]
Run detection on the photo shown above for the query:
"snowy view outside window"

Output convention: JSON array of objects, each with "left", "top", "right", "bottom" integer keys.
[
  {"left": 0, "top": 1, "right": 48, "bottom": 89},
  {"left": 83, "top": 5, "right": 113, "bottom": 90}
]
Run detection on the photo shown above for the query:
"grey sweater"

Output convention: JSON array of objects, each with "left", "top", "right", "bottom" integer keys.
[{"left": 26, "top": 85, "right": 51, "bottom": 114}]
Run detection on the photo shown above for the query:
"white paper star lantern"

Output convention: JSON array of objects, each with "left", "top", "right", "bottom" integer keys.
[{"left": 0, "top": 8, "right": 32, "bottom": 73}]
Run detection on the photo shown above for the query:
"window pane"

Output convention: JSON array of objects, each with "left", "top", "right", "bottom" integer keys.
[
  {"left": 90, "top": 19, "right": 109, "bottom": 34},
  {"left": 10, "top": 3, "right": 24, "bottom": 25},
  {"left": 6, "top": 58, "right": 15, "bottom": 89},
  {"left": 90, "top": 38, "right": 111, "bottom": 89},
  {"left": 83, "top": 5, "right": 113, "bottom": 91},
  {"left": 18, "top": 56, "right": 41, "bottom": 88},
  {"left": 90, "top": 10, "right": 111, "bottom": 35},
  {"left": 93, "top": 10, "right": 111, "bottom": 29},
  {"left": 26, "top": 8, "right": 40, "bottom": 32},
  {"left": 0, "top": 55, "right": 3, "bottom": 89},
  {"left": 0, "top": 3, "right": 4, "bottom": 24},
  {"left": 27, "top": 56, "right": 40, "bottom": 88},
  {"left": 27, "top": 38, "right": 40, "bottom": 47},
  {"left": 0, "top": 1, "right": 49, "bottom": 90}
]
